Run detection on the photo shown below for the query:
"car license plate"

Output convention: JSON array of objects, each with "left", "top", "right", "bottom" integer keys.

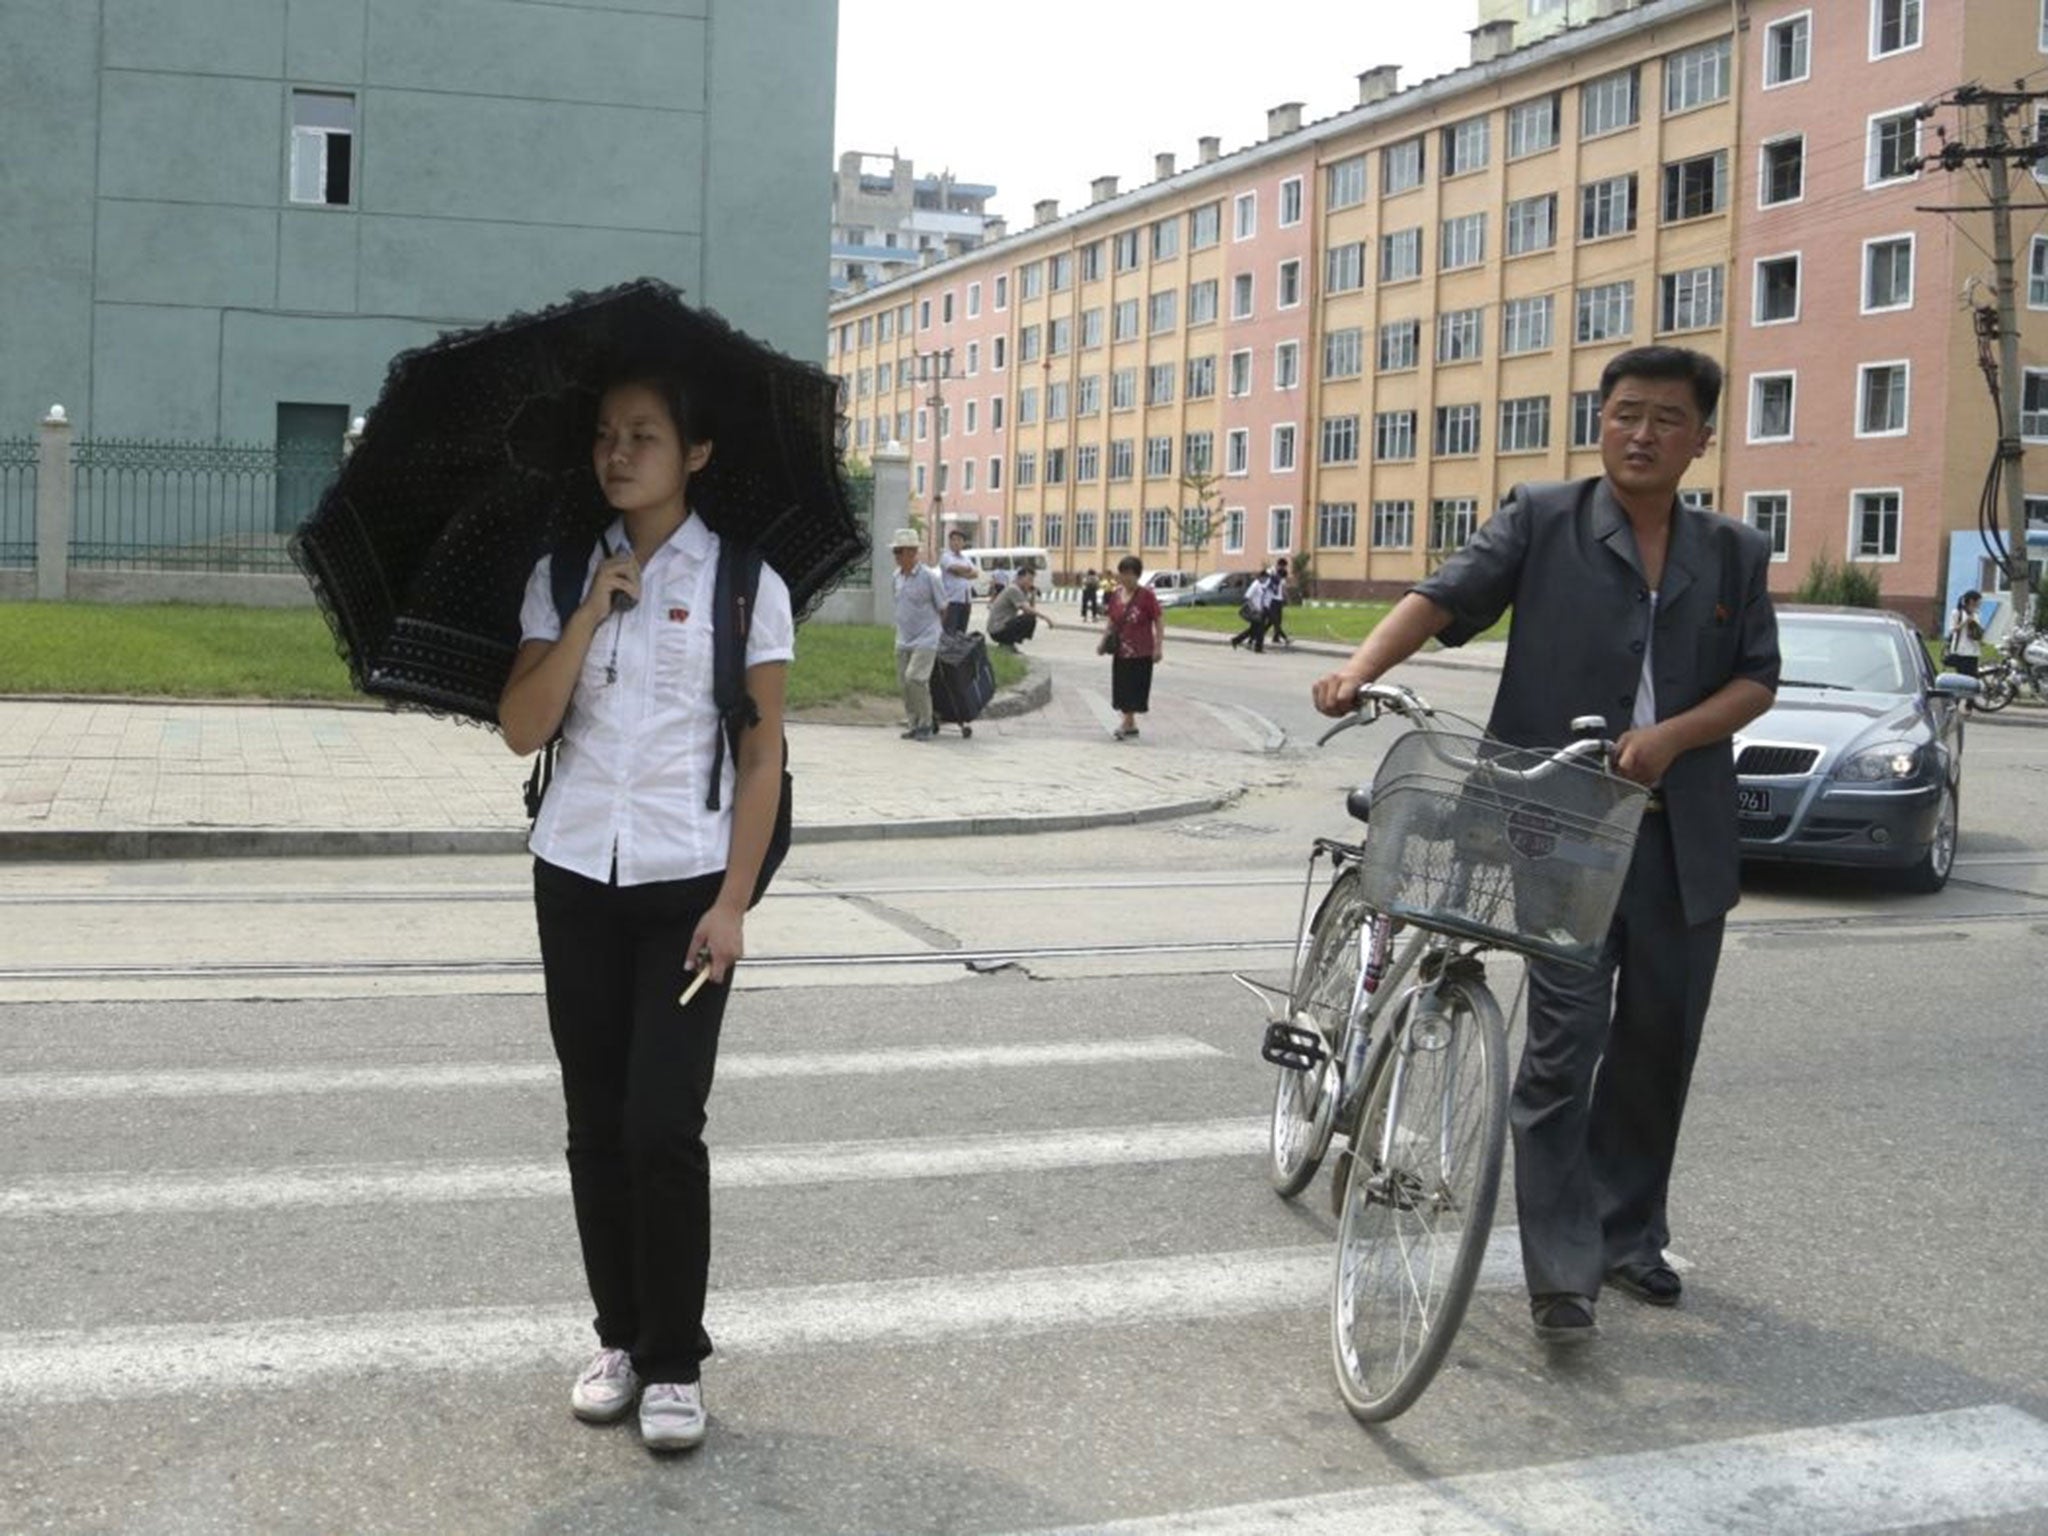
[{"left": 1736, "top": 787, "right": 1772, "bottom": 816}]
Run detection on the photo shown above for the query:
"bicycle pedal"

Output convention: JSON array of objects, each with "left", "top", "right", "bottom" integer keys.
[{"left": 1261, "top": 1021, "right": 1327, "bottom": 1072}]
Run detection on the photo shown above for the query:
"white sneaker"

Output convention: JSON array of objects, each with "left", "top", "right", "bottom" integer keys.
[
  {"left": 569, "top": 1347, "right": 640, "bottom": 1423},
  {"left": 639, "top": 1380, "right": 707, "bottom": 1451}
]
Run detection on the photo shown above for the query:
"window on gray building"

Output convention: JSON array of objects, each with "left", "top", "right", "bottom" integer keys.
[{"left": 290, "top": 91, "right": 356, "bottom": 206}]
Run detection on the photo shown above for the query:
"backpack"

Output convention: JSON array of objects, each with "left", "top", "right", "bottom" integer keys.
[{"left": 521, "top": 531, "right": 793, "bottom": 908}]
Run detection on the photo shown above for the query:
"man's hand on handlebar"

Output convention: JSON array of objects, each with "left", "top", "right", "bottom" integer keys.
[
  {"left": 1312, "top": 667, "right": 1373, "bottom": 717},
  {"left": 1612, "top": 723, "right": 1681, "bottom": 786}
]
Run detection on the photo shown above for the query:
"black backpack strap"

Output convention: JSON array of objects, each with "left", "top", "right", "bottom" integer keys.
[
  {"left": 523, "top": 531, "right": 602, "bottom": 821},
  {"left": 707, "top": 537, "right": 766, "bottom": 811}
]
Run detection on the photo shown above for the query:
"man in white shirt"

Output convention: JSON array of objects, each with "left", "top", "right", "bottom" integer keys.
[
  {"left": 939, "top": 528, "right": 979, "bottom": 634},
  {"left": 890, "top": 528, "right": 946, "bottom": 741}
]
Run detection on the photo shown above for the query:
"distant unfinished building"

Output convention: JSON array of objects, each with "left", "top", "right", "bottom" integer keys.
[{"left": 831, "top": 152, "right": 998, "bottom": 296}]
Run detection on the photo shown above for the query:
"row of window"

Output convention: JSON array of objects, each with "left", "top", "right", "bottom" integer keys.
[
  {"left": 881, "top": 385, "right": 1624, "bottom": 496},
  {"left": 922, "top": 487, "right": 1905, "bottom": 569},
  {"left": 849, "top": 224, "right": 1923, "bottom": 423},
  {"left": 1744, "top": 362, "right": 1912, "bottom": 444},
  {"left": 846, "top": 261, "right": 1736, "bottom": 413},
  {"left": 1740, "top": 488, "right": 1910, "bottom": 564},
  {"left": 1758, "top": 3, "right": 1927, "bottom": 94}
]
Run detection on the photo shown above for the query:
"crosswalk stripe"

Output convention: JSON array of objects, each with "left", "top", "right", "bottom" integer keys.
[
  {"left": 1003, "top": 1405, "right": 2048, "bottom": 1536},
  {"left": 0, "top": 1035, "right": 1225, "bottom": 1103},
  {"left": 0, "top": 1236, "right": 1525, "bottom": 1404},
  {"left": 0, "top": 1118, "right": 1269, "bottom": 1217}
]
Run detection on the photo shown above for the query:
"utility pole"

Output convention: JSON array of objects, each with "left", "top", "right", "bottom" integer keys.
[
  {"left": 914, "top": 347, "right": 953, "bottom": 559},
  {"left": 1982, "top": 99, "right": 2034, "bottom": 632},
  {"left": 1923, "top": 85, "right": 2047, "bottom": 631}
]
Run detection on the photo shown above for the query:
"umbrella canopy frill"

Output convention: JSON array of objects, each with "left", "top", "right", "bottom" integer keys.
[{"left": 291, "top": 278, "right": 868, "bottom": 726}]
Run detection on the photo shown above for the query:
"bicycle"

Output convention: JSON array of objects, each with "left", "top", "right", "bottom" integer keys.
[{"left": 1237, "top": 683, "right": 1647, "bottom": 1422}]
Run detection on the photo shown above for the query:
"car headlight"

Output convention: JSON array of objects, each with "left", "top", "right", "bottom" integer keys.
[{"left": 1835, "top": 743, "right": 1921, "bottom": 782}]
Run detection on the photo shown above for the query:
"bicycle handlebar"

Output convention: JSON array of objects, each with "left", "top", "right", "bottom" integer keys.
[{"left": 1316, "top": 682, "right": 1613, "bottom": 782}]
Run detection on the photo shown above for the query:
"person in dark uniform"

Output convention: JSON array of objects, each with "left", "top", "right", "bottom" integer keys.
[
  {"left": 1311, "top": 345, "right": 1779, "bottom": 1346},
  {"left": 1265, "top": 556, "right": 1294, "bottom": 647}
]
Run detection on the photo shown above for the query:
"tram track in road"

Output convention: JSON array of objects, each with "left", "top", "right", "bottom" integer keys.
[{"left": 3, "top": 904, "right": 2046, "bottom": 986}]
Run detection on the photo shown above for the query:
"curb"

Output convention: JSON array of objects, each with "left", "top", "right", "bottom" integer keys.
[
  {"left": 983, "top": 662, "right": 1051, "bottom": 718},
  {"left": 0, "top": 790, "right": 1241, "bottom": 864}
]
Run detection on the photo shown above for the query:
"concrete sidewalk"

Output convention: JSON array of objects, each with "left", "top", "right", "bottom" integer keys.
[
  {"left": 0, "top": 627, "right": 1511, "bottom": 861},
  {"left": 0, "top": 681, "right": 1256, "bottom": 862}
]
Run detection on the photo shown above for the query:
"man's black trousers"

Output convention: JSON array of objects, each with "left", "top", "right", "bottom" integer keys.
[{"left": 1512, "top": 809, "right": 1723, "bottom": 1301}]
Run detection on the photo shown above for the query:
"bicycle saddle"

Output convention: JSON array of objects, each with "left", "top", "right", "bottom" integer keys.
[{"left": 1347, "top": 786, "right": 1373, "bottom": 823}]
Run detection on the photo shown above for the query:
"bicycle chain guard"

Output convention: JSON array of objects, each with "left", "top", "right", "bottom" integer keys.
[{"left": 1262, "top": 1020, "right": 1328, "bottom": 1072}]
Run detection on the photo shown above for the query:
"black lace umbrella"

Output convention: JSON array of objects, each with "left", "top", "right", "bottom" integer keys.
[{"left": 291, "top": 277, "right": 865, "bottom": 725}]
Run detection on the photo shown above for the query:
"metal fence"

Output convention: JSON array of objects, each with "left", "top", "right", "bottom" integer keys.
[
  {"left": 0, "top": 437, "right": 35, "bottom": 568},
  {"left": 68, "top": 438, "right": 341, "bottom": 573}
]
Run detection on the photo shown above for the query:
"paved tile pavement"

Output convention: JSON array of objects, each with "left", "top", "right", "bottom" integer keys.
[
  {"left": 0, "top": 674, "right": 1285, "bottom": 862},
  {"left": 0, "top": 624, "right": 1519, "bottom": 860}
]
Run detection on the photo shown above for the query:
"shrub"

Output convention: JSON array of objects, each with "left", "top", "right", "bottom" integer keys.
[{"left": 1794, "top": 551, "right": 1883, "bottom": 608}]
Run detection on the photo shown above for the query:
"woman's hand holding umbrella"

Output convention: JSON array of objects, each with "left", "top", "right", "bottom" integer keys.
[{"left": 584, "top": 549, "right": 640, "bottom": 619}]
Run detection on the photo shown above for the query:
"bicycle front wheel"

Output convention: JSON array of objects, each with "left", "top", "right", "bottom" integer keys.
[
  {"left": 1329, "top": 973, "right": 1508, "bottom": 1422},
  {"left": 1268, "top": 867, "right": 1369, "bottom": 1198}
]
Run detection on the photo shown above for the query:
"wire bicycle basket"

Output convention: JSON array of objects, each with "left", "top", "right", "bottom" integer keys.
[{"left": 1355, "top": 728, "right": 1647, "bottom": 968}]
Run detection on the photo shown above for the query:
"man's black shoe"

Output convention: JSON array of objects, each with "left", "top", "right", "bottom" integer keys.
[
  {"left": 1606, "top": 1260, "right": 1682, "bottom": 1307},
  {"left": 1530, "top": 1293, "right": 1597, "bottom": 1343}
]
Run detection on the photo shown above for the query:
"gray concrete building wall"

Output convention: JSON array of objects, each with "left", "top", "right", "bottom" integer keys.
[{"left": 0, "top": 0, "right": 835, "bottom": 444}]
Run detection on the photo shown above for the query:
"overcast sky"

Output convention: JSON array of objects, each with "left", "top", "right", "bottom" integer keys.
[{"left": 833, "top": 1, "right": 1481, "bottom": 227}]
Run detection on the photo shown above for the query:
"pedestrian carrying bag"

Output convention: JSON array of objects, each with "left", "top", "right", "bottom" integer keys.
[{"left": 523, "top": 532, "right": 793, "bottom": 908}]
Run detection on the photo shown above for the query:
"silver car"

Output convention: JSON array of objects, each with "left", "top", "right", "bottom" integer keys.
[{"left": 1735, "top": 605, "right": 1977, "bottom": 892}]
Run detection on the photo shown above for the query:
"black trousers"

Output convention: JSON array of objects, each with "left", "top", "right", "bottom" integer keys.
[
  {"left": 1511, "top": 811, "right": 1723, "bottom": 1300},
  {"left": 1230, "top": 617, "right": 1268, "bottom": 651},
  {"left": 942, "top": 600, "right": 971, "bottom": 634},
  {"left": 990, "top": 613, "right": 1037, "bottom": 644},
  {"left": 534, "top": 858, "right": 731, "bottom": 1384},
  {"left": 1267, "top": 603, "right": 1290, "bottom": 642}
]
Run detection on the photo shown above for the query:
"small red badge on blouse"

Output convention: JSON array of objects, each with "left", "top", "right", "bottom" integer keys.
[
  {"left": 667, "top": 607, "right": 690, "bottom": 624},
  {"left": 1714, "top": 602, "right": 1730, "bottom": 623}
]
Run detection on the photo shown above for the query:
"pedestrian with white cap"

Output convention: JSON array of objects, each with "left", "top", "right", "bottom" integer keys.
[{"left": 890, "top": 529, "right": 946, "bottom": 741}]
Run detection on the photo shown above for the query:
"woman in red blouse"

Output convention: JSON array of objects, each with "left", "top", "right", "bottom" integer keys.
[{"left": 1101, "top": 554, "right": 1165, "bottom": 740}]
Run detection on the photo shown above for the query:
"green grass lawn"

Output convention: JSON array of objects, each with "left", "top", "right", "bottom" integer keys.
[
  {"left": 1160, "top": 599, "right": 1508, "bottom": 647},
  {"left": 0, "top": 603, "right": 1021, "bottom": 709},
  {"left": 1162, "top": 600, "right": 1395, "bottom": 644}
]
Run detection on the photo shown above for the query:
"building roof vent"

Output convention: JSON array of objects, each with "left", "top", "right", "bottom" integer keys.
[
  {"left": 1090, "top": 174, "right": 1120, "bottom": 203},
  {"left": 1198, "top": 135, "right": 1221, "bottom": 164},
  {"left": 1469, "top": 19, "right": 1517, "bottom": 64},
  {"left": 1266, "top": 101, "right": 1304, "bottom": 138},
  {"left": 1032, "top": 198, "right": 1059, "bottom": 226},
  {"left": 1357, "top": 65, "right": 1400, "bottom": 105},
  {"left": 983, "top": 215, "right": 1007, "bottom": 240},
  {"left": 1154, "top": 151, "right": 1176, "bottom": 180}
]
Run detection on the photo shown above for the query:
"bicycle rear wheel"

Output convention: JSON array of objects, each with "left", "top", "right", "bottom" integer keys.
[
  {"left": 1268, "top": 867, "right": 1369, "bottom": 1198},
  {"left": 1329, "top": 973, "right": 1508, "bottom": 1422}
]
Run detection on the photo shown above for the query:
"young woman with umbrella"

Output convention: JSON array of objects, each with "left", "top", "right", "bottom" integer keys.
[{"left": 498, "top": 365, "right": 793, "bottom": 1453}]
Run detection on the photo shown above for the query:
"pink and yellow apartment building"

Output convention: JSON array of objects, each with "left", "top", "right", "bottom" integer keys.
[
  {"left": 827, "top": 0, "right": 2048, "bottom": 624},
  {"left": 1726, "top": 0, "right": 2048, "bottom": 624}
]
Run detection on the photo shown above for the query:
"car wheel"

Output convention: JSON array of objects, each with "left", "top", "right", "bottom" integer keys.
[{"left": 1901, "top": 780, "right": 1958, "bottom": 893}]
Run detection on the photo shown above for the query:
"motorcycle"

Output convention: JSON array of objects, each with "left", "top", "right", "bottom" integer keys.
[{"left": 1970, "top": 626, "right": 2048, "bottom": 713}]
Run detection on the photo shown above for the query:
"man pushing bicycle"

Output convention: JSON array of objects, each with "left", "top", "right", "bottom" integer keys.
[{"left": 1312, "top": 345, "right": 1779, "bottom": 1345}]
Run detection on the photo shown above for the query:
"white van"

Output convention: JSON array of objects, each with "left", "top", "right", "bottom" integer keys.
[{"left": 960, "top": 546, "right": 1050, "bottom": 598}]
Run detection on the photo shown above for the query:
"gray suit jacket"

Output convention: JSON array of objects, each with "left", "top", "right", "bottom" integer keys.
[{"left": 1413, "top": 477, "right": 1779, "bottom": 926}]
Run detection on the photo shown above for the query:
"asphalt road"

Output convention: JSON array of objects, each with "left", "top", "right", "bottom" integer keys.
[{"left": 5, "top": 636, "right": 2048, "bottom": 1534}]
